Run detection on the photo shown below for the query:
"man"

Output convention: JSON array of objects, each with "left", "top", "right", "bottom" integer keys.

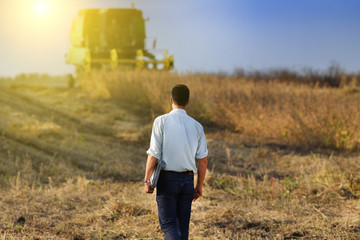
[{"left": 144, "top": 84, "right": 208, "bottom": 240}]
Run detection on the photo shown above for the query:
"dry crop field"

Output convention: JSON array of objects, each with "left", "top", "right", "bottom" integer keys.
[{"left": 0, "top": 71, "right": 359, "bottom": 239}]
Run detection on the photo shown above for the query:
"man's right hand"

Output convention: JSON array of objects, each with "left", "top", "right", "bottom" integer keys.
[
  {"left": 144, "top": 155, "right": 158, "bottom": 194},
  {"left": 193, "top": 184, "right": 202, "bottom": 201},
  {"left": 145, "top": 183, "right": 154, "bottom": 194}
]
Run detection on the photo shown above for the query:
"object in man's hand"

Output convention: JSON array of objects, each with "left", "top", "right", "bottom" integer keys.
[{"left": 150, "top": 160, "right": 166, "bottom": 190}]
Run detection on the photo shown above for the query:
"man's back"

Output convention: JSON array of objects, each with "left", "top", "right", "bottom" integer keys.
[{"left": 147, "top": 109, "right": 207, "bottom": 173}]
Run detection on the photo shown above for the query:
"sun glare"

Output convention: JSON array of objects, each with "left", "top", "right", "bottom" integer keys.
[{"left": 35, "top": 1, "right": 49, "bottom": 15}]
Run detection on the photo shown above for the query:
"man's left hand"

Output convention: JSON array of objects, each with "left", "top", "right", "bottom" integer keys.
[{"left": 193, "top": 184, "right": 202, "bottom": 201}]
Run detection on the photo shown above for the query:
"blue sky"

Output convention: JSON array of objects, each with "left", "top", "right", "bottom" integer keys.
[{"left": 0, "top": 0, "right": 359, "bottom": 76}]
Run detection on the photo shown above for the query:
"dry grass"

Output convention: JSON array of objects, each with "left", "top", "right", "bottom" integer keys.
[
  {"left": 0, "top": 73, "right": 359, "bottom": 239},
  {"left": 0, "top": 164, "right": 359, "bottom": 239},
  {"left": 79, "top": 70, "right": 360, "bottom": 151}
]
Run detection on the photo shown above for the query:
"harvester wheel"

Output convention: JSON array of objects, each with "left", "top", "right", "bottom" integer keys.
[
  {"left": 136, "top": 49, "right": 145, "bottom": 69},
  {"left": 85, "top": 49, "right": 91, "bottom": 73},
  {"left": 164, "top": 55, "right": 174, "bottom": 70},
  {"left": 169, "top": 55, "right": 174, "bottom": 70},
  {"left": 67, "top": 74, "right": 75, "bottom": 88},
  {"left": 110, "top": 49, "right": 118, "bottom": 70}
]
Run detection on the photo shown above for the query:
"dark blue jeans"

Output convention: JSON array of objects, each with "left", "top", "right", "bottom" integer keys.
[{"left": 156, "top": 171, "right": 194, "bottom": 240}]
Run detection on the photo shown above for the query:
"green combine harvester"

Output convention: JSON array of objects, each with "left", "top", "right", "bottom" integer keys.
[{"left": 66, "top": 7, "right": 174, "bottom": 73}]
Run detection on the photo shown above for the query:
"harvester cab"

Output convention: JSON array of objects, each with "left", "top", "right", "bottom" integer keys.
[{"left": 66, "top": 8, "right": 174, "bottom": 72}]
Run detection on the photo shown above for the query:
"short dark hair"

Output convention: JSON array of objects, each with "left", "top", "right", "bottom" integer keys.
[{"left": 171, "top": 84, "right": 190, "bottom": 106}]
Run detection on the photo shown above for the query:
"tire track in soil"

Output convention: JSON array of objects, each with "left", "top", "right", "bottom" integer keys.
[
  {"left": 1, "top": 130, "right": 101, "bottom": 173},
  {"left": 0, "top": 87, "right": 129, "bottom": 180},
  {"left": 0, "top": 87, "right": 114, "bottom": 138},
  {"left": 1, "top": 127, "right": 128, "bottom": 181}
]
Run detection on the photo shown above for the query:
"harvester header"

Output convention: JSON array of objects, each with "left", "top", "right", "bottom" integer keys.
[{"left": 66, "top": 8, "right": 174, "bottom": 72}]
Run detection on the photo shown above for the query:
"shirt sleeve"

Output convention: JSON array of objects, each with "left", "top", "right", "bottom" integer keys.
[
  {"left": 146, "top": 117, "right": 163, "bottom": 160},
  {"left": 195, "top": 129, "right": 208, "bottom": 159}
]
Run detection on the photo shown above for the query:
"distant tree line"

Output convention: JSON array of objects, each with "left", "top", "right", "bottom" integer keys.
[{"left": 232, "top": 62, "right": 360, "bottom": 88}]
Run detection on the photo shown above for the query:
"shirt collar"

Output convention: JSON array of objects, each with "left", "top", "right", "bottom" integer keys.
[{"left": 170, "top": 108, "right": 187, "bottom": 115}]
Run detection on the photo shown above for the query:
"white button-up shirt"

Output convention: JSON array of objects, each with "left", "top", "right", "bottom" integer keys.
[{"left": 146, "top": 109, "right": 208, "bottom": 173}]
